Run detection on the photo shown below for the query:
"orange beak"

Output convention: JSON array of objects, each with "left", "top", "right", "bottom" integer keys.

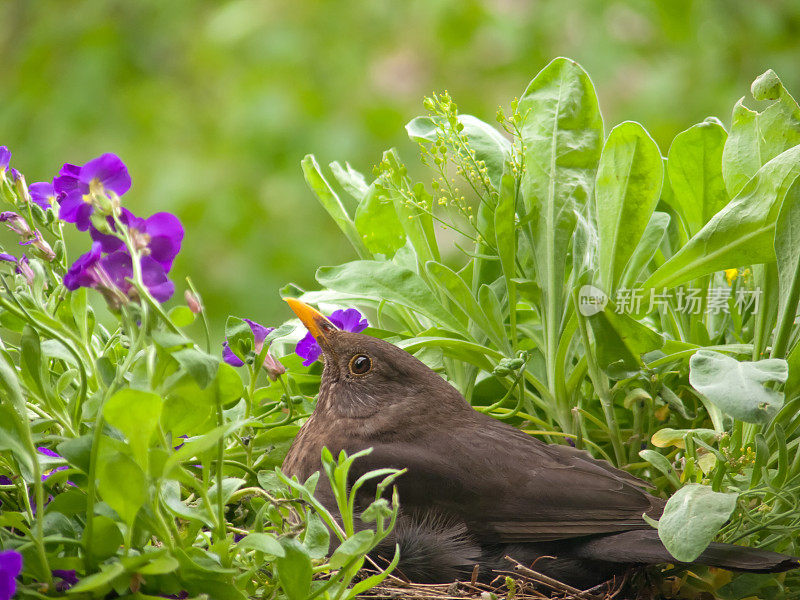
[{"left": 283, "top": 298, "right": 335, "bottom": 341}]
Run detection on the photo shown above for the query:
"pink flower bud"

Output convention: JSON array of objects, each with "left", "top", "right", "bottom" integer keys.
[
  {"left": 184, "top": 289, "right": 202, "bottom": 313},
  {"left": 262, "top": 352, "right": 286, "bottom": 381}
]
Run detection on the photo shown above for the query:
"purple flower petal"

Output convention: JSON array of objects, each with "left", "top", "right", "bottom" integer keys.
[
  {"left": 0, "top": 476, "right": 11, "bottom": 485},
  {"left": 37, "top": 446, "right": 61, "bottom": 458},
  {"left": 329, "top": 308, "right": 368, "bottom": 333},
  {"left": 295, "top": 332, "right": 322, "bottom": 366},
  {"left": 0, "top": 253, "right": 15, "bottom": 262},
  {"left": 63, "top": 242, "right": 103, "bottom": 290},
  {"left": 0, "top": 147, "right": 10, "bottom": 171},
  {"left": 29, "top": 182, "right": 55, "bottom": 211},
  {"left": 89, "top": 208, "right": 135, "bottom": 253},
  {"left": 8, "top": 168, "right": 20, "bottom": 182},
  {"left": 52, "top": 569, "right": 79, "bottom": 592},
  {"left": 58, "top": 195, "right": 94, "bottom": 230},
  {"left": 222, "top": 342, "right": 245, "bottom": 367},
  {"left": 244, "top": 319, "right": 274, "bottom": 347},
  {"left": 79, "top": 153, "right": 131, "bottom": 197},
  {"left": 0, "top": 549, "right": 22, "bottom": 600},
  {"left": 140, "top": 256, "right": 175, "bottom": 302}
]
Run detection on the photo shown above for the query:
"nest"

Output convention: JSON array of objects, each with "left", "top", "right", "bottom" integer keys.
[{"left": 360, "top": 556, "right": 635, "bottom": 600}]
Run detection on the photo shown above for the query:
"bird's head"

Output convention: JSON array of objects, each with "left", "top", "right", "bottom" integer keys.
[{"left": 285, "top": 298, "right": 466, "bottom": 419}]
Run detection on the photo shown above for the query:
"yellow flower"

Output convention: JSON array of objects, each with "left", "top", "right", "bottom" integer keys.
[{"left": 724, "top": 268, "right": 739, "bottom": 285}]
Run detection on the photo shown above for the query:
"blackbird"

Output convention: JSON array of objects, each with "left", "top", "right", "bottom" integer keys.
[{"left": 282, "top": 299, "right": 799, "bottom": 589}]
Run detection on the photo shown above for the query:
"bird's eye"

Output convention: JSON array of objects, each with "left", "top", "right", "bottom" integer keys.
[{"left": 349, "top": 354, "right": 372, "bottom": 376}]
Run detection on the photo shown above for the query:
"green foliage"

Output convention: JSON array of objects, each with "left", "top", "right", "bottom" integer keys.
[
  {"left": 0, "top": 176, "right": 400, "bottom": 596},
  {"left": 292, "top": 60, "right": 800, "bottom": 597}
]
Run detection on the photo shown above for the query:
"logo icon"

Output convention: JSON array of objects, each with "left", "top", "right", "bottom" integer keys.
[{"left": 577, "top": 285, "right": 608, "bottom": 316}]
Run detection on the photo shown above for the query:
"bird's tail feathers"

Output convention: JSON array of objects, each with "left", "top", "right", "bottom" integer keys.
[{"left": 571, "top": 529, "right": 799, "bottom": 573}]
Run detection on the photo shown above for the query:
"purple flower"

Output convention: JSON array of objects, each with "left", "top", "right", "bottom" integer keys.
[
  {"left": 63, "top": 242, "right": 103, "bottom": 291},
  {"left": 222, "top": 319, "right": 275, "bottom": 368},
  {"left": 28, "top": 182, "right": 56, "bottom": 211},
  {"left": 0, "top": 147, "right": 10, "bottom": 172},
  {"left": 55, "top": 154, "right": 131, "bottom": 231},
  {"left": 0, "top": 476, "right": 11, "bottom": 485},
  {"left": 103, "top": 251, "right": 175, "bottom": 303},
  {"left": 0, "top": 549, "right": 22, "bottom": 600},
  {"left": 52, "top": 569, "right": 79, "bottom": 592},
  {"left": 20, "top": 231, "right": 56, "bottom": 262},
  {"left": 37, "top": 447, "right": 69, "bottom": 482},
  {"left": 8, "top": 168, "right": 20, "bottom": 182},
  {"left": 295, "top": 308, "right": 368, "bottom": 365},
  {"left": 0, "top": 253, "right": 35, "bottom": 285},
  {"left": 64, "top": 243, "right": 175, "bottom": 304},
  {"left": 91, "top": 208, "right": 184, "bottom": 272},
  {"left": 222, "top": 319, "right": 286, "bottom": 380}
]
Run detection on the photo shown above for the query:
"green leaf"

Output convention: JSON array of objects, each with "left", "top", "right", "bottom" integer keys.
[
  {"left": 424, "top": 260, "right": 507, "bottom": 349},
  {"left": 644, "top": 144, "right": 800, "bottom": 289},
  {"left": 586, "top": 302, "right": 664, "bottom": 377},
  {"left": 236, "top": 532, "right": 285, "bottom": 557},
  {"left": 595, "top": 121, "right": 663, "bottom": 289},
  {"left": 666, "top": 119, "right": 729, "bottom": 237},
  {"left": 274, "top": 537, "right": 312, "bottom": 600},
  {"left": 651, "top": 428, "right": 718, "bottom": 449},
  {"left": 104, "top": 389, "right": 163, "bottom": 471},
  {"left": 638, "top": 449, "right": 680, "bottom": 487},
  {"left": 354, "top": 183, "right": 406, "bottom": 256},
  {"left": 303, "top": 513, "right": 330, "bottom": 559},
  {"left": 772, "top": 178, "right": 800, "bottom": 357},
  {"left": 316, "top": 260, "right": 464, "bottom": 332},
  {"left": 329, "top": 530, "right": 374, "bottom": 569},
  {"left": 689, "top": 349, "right": 787, "bottom": 424},
  {"left": 302, "top": 154, "right": 371, "bottom": 259},
  {"left": 0, "top": 347, "right": 27, "bottom": 417},
  {"left": 82, "top": 514, "right": 124, "bottom": 561},
  {"left": 619, "top": 212, "right": 670, "bottom": 289},
  {"left": 722, "top": 69, "right": 800, "bottom": 197},
  {"left": 329, "top": 161, "right": 369, "bottom": 200},
  {"left": 169, "top": 305, "right": 196, "bottom": 327},
  {"left": 20, "top": 325, "right": 45, "bottom": 396},
  {"left": 67, "top": 561, "right": 125, "bottom": 594},
  {"left": 658, "top": 484, "right": 738, "bottom": 562},
  {"left": 518, "top": 57, "right": 603, "bottom": 353},
  {"left": 0, "top": 405, "right": 36, "bottom": 481},
  {"left": 97, "top": 451, "right": 147, "bottom": 527},
  {"left": 173, "top": 347, "right": 220, "bottom": 389}
]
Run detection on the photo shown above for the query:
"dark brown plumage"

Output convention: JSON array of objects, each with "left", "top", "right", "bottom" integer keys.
[{"left": 282, "top": 299, "right": 799, "bottom": 589}]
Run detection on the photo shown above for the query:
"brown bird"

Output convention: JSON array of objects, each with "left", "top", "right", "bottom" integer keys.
[{"left": 282, "top": 299, "right": 799, "bottom": 589}]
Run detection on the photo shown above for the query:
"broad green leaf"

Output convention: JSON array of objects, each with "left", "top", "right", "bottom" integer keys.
[
  {"left": 104, "top": 389, "right": 163, "bottom": 471},
  {"left": 316, "top": 260, "right": 464, "bottom": 332},
  {"left": 518, "top": 57, "right": 603, "bottom": 357},
  {"left": 303, "top": 513, "right": 331, "bottom": 559},
  {"left": 586, "top": 303, "right": 664, "bottom": 377},
  {"left": 495, "top": 173, "right": 518, "bottom": 309},
  {"left": 651, "top": 428, "right": 718, "bottom": 449},
  {"left": 354, "top": 183, "right": 406, "bottom": 256},
  {"left": 689, "top": 350, "right": 787, "bottom": 424},
  {"left": 83, "top": 514, "right": 123, "bottom": 561},
  {"left": 425, "top": 260, "right": 507, "bottom": 349},
  {"left": 667, "top": 119, "right": 729, "bottom": 237},
  {"left": 722, "top": 69, "right": 800, "bottom": 197},
  {"left": 595, "top": 121, "right": 663, "bottom": 289},
  {"left": 161, "top": 479, "right": 214, "bottom": 526},
  {"left": 639, "top": 449, "right": 680, "bottom": 487},
  {"left": 162, "top": 420, "right": 250, "bottom": 477},
  {"left": 97, "top": 452, "right": 147, "bottom": 527},
  {"left": 619, "top": 212, "right": 670, "bottom": 289},
  {"left": 644, "top": 144, "right": 800, "bottom": 289},
  {"left": 66, "top": 561, "right": 125, "bottom": 594},
  {"left": 162, "top": 376, "right": 215, "bottom": 437},
  {"left": 658, "top": 484, "right": 738, "bottom": 562},
  {"left": 329, "top": 530, "right": 374, "bottom": 569},
  {"left": 772, "top": 178, "right": 800, "bottom": 357},
  {"left": 173, "top": 347, "right": 220, "bottom": 389},
  {"left": 329, "top": 161, "right": 369, "bottom": 200},
  {"left": 302, "top": 154, "right": 371, "bottom": 259},
  {"left": 20, "top": 325, "right": 46, "bottom": 396},
  {"left": 274, "top": 537, "right": 312, "bottom": 600},
  {"left": 0, "top": 348, "right": 27, "bottom": 417},
  {"left": 0, "top": 405, "right": 36, "bottom": 482},
  {"left": 169, "top": 305, "right": 195, "bottom": 327},
  {"left": 138, "top": 554, "right": 180, "bottom": 575},
  {"left": 236, "top": 532, "right": 285, "bottom": 557}
]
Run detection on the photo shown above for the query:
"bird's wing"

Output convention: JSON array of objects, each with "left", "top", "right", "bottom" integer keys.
[{"left": 347, "top": 416, "right": 663, "bottom": 543}]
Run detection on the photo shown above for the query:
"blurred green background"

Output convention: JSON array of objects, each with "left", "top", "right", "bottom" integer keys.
[{"left": 2, "top": 0, "right": 799, "bottom": 337}]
